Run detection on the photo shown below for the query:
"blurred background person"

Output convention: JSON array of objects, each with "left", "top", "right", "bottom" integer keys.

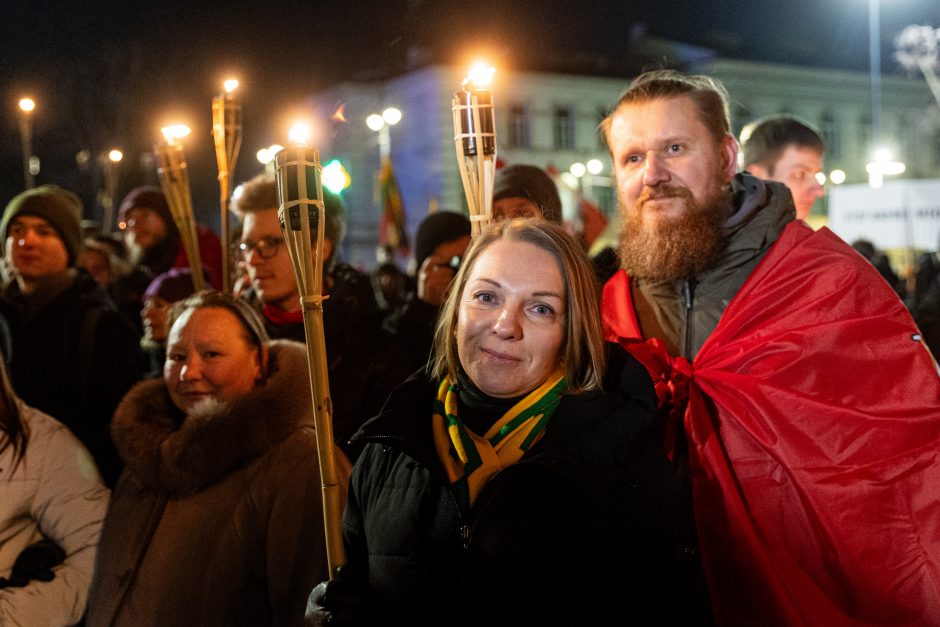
[
  {"left": 492, "top": 164, "right": 563, "bottom": 222},
  {"left": 308, "top": 220, "right": 688, "bottom": 625},
  {"left": 740, "top": 115, "right": 826, "bottom": 221},
  {"left": 87, "top": 291, "right": 342, "bottom": 627},
  {"left": 139, "top": 268, "right": 202, "bottom": 378},
  {"left": 231, "top": 173, "right": 408, "bottom": 458},
  {"left": 0, "top": 185, "right": 144, "bottom": 487},
  {"left": 115, "top": 186, "right": 223, "bottom": 326},
  {"left": 851, "top": 239, "right": 907, "bottom": 299},
  {"left": 384, "top": 211, "right": 471, "bottom": 374},
  {"left": 0, "top": 349, "right": 109, "bottom": 625}
]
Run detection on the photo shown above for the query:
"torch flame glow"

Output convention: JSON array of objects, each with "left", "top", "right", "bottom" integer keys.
[
  {"left": 463, "top": 63, "right": 495, "bottom": 89},
  {"left": 224, "top": 79, "right": 239, "bottom": 93},
  {"left": 161, "top": 124, "right": 192, "bottom": 143}
]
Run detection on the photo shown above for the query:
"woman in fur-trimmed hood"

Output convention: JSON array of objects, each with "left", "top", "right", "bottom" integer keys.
[{"left": 87, "top": 292, "right": 347, "bottom": 627}]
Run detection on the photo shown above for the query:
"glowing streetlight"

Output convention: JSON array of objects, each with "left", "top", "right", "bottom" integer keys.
[
  {"left": 322, "top": 159, "right": 352, "bottom": 195},
  {"left": 101, "top": 147, "right": 124, "bottom": 233},
  {"left": 256, "top": 144, "right": 285, "bottom": 172},
  {"left": 586, "top": 159, "right": 604, "bottom": 175},
  {"left": 17, "top": 97, "right": 37, "bottom": 188},
  {"left": 366, "top": 106, "right": 402, "bottom": 159},
  {"left": 569, "top": 162, "right": 587, "bottom": 178},
  {"left": 866, "top": 148, "right": 906, "bottom": 189},
  {"left": 829, "top": 169, "right": 847, "bottom": 185}
]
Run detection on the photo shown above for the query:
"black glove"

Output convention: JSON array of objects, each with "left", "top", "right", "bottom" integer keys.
[
  {"left": 305, "top": 567, "right": 371, "bottom": 626},
  {"left": 0, "top": 539, "right": 66, "bottom": 588}
]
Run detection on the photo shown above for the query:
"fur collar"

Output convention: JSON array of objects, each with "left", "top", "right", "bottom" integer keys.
[{"left": 112, "top": 340, "right": 314, "bottom": 494}]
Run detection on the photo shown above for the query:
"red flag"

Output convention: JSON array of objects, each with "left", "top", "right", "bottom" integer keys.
[
  {"left": 378, "top": 156, "right": 408, "bottom": 254},
  {"left": 579, "top": 194, "right": 607, "bottom": 249},
  {"left": 603, "top": 222, "right": 940, "bottom": 625}
]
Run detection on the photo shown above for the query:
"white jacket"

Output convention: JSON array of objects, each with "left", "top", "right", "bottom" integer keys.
[{"left": 0, "top": 404, "right": 110, "bottom": 626}]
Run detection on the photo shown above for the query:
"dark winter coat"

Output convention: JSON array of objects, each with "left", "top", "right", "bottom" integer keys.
[
  {"left": 86, "top": 341, "right": 329, "bottom": 627},
  {"left": 0, "top": 269, "right": 145, "bottom": 486},
  {"left": 382, "top": 296, "right": 440, "bottom": 375},
  {"left": 335, "top": 367, "right": 692, "bottom": 626},
  {"left": 258, "top": 263, "right": 411, "bottom": 457}
]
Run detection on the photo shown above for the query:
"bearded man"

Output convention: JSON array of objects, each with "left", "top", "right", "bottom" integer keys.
[{"left": 600, "top": 70, "right": 940, "bottom": 625}]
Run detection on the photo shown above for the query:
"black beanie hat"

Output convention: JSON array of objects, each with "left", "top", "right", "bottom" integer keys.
[
  {"left": 1, "top": 185, "right": 84, "bottom": 265},
  {"left": 493, "top": 164, "right": 562, "bottom": 223},
  {"left": 118, "top": 186, "right": 173, "bottom": 229},
  {"left": 414, "top": 211, "right": 471, "bottom": 272}
]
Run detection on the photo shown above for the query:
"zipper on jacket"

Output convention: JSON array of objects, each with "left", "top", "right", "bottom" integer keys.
[{"left": 682, "top": 278, "right": 696, "bottom": 359}]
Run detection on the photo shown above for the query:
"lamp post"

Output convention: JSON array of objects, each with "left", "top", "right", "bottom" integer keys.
[
  {"left": 366, "top": 107, "right": 402, "bottom": 161},
  {"left": 256, "top": 144, "right": 285, "bottom": 174},
  {"left": 17, "top": 98, "right": 36, "bottom": 189},
  {"left": 102, "top": 149, "right": 123, "bottom": 234}
]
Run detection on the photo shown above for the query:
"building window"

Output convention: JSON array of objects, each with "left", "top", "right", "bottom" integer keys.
[
  {"left": 553, "top": 106, "right": 575, "bottom": 150},
  {"left": 819, "top": 109, "right": 841, "bottom": 161},
  {"left": 508, "top": 104, "right": 530, "bottom": 148}
]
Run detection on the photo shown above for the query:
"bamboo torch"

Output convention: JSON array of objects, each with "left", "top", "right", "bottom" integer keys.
[
  {"left": 273, "top": 145, "right": 345, "bottom": 575},
  {"left": 212, "top": 79, "right": 242, "bottom": 294},
  {"left": 452, "top": 63, "right": 497, "bottom": 235},
  {"left": 155, "top": 125, "right": 205, "bottom": 292}
]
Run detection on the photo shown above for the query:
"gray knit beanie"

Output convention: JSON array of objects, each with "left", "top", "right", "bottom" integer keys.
[{"left": 1, "top": 185, "right": 84, "bottom": 265}]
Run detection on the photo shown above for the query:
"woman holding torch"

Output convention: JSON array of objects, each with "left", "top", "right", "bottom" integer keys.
[{"left": 306, "top": 220, "right": 691, "bottom": 625}]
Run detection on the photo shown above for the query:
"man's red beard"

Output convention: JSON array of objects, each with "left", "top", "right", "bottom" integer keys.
[{"left": 618, "top": 179, "right": 732, "bottom": 281}]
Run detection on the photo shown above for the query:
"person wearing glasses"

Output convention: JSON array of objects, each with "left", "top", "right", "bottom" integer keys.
[{"left": 231, "top": 174, "right": 409, "bottom": 459}]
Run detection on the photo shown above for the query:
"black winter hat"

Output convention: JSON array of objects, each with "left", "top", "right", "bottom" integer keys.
[
  {"left": 493, "top": 164, "right": 562, "bottom": 223},
  {"left": 118, "top": 186, "right": 173, "bottom": 228},
  {"left": 1, "top": 185, "right": 84, "bottom": 265},
  {"left": 414, "top": 211, "right": 471, "bottom": 272}
]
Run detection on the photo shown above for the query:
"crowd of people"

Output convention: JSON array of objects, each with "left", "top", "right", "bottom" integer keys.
[{"left": 0, "top": 68, "right": 938, "bottom": 626}]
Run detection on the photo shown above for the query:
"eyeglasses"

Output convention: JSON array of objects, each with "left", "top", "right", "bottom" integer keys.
[{"left": 239, "top": 236, "right": 285, "bottom": 260}]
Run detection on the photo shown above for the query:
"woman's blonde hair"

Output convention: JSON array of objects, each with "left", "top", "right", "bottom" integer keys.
[{"left": 430, "top": 219, "right": 605, "bottom": 394}]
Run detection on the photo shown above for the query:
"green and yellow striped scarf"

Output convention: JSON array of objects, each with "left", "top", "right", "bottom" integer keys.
[{"left": 432, "top": 370, "right": 567, "bottom": 509}]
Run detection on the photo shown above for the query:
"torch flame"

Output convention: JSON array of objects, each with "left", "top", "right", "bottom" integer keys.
[
  {"left": 463, "top": 63, "right": 495, "bottom": 89},
  {"left": 224, "top": 79, "right": 239, "bottom": 93},
  {"left": 161, "top": 124, "right": 192, "bottom": 143}
]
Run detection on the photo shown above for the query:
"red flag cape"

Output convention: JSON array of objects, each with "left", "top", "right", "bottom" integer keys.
[{"left": 603, "top": 221, "right": 940, "bottom": 625}]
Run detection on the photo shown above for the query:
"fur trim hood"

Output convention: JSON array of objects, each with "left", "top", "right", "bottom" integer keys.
[{"left": 112, "top": 340, "right": 313, "bottom": 494}]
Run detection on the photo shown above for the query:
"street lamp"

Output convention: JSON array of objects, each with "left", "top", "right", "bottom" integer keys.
[
  {"left": 17, "top": 97, "right": 36, "bottom": 189},
  {"left": 865, "top": 147, "right": 906, "bottom": 189},
  {"left": 256, "top": 144, "right": 284, "bottom": 174},
  {"left": 366, "top": 107, "right": 402, "bottom": 159},
  {"left": 101, "top": 148, "right": 123, "bottom": 234}
]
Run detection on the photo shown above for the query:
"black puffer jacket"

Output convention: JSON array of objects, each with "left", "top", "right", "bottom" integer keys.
[{"left": 337, "top": 364, "right": 695, "bottom": 626}]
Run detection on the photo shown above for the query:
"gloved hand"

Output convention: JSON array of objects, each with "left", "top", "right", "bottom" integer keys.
[
  {"left": 0, "top": 539, "right": 66, "bottom": 588},
  {"left": 304, "top": 567, "right": 370, "bottom": 627}
]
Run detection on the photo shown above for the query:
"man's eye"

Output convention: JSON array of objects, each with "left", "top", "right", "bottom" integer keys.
[
  {"left": 167, "top": 353, "right": 185, "bottom": 362},
  {"left": 667, "top": 144, "right": 682, "bottom": 153}
]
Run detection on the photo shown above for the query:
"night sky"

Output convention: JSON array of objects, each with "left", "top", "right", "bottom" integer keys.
[{"left": 2, "top": 0, "right": 939, "bottom": 219}]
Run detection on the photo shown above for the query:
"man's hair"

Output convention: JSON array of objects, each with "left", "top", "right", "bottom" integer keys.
[
  {"left": 739, "top": 116, "right": 824, "bottom": 175},
  {"left": 430, "top": 219, "right": 605, "bottom": 395},
  {"left": 231, "top": 173, "right": 346, "bottom": 257},
  {"left": 600, "top": 69, "right": 732, "bottom": 147}
]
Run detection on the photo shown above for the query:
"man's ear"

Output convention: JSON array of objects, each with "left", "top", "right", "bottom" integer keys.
[{"left": 721, "top": 134, "right": 739, "bottom": 180}]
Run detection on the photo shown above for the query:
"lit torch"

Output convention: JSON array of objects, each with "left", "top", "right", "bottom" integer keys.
[
  {"left": 154, "top": 124, "right": 205, "bottom": 292},
  {"left": 452, "top": 63, "right": 497, "bottom": 235},
  {"left": 273, "top": 144, "right": 345, "bottom": 575},
  {"left": 212, "top": 79, "right": 243, "bottom": 294}
]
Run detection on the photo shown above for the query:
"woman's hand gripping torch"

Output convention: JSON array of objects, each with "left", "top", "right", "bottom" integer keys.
[
  {"left": 155, "top": 125, "right": 205, "bottom": 292},
  {"left": 212, "top": 79, "right": 243, "bottom": 294},
  {"left": 273, "top": 146, "right": 346, "bottom": 576},
  {"left": 453, "top": 64, "right": 497, "bottom": 235}
]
